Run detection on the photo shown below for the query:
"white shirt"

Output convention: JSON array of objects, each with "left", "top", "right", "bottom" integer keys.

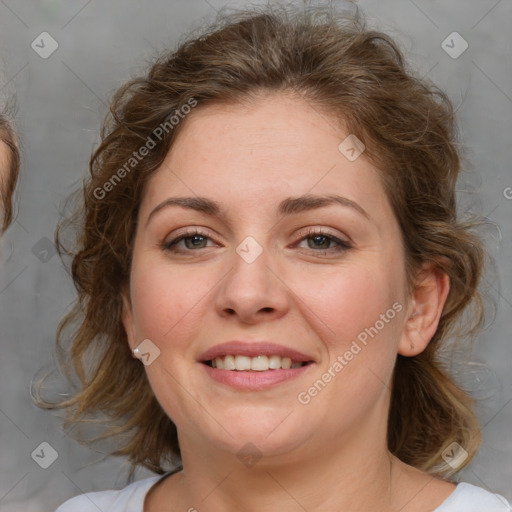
[{"left": 55, "top": 475, "right": 512, "bottom": 512}]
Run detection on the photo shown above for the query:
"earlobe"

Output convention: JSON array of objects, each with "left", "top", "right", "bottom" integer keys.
[{"left": 398, "top": 265, "right": 450, "bottom": 357}]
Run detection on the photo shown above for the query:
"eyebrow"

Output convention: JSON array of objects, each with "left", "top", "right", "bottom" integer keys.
[{"left": 145, "top": 193, "right": 370, "bottom": 227}]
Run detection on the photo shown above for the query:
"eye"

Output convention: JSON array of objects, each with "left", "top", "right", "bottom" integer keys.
[
  {"left": 161, "top": 227, "right": 352, "bottom": 255},
  {"left": 294, "top": 227, "right": 352, "bottom": 254},
  {"left": 161, "top": 228, "right": 217, "bottom": 253}
]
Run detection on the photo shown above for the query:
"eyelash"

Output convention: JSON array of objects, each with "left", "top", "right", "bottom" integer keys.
[{"left": 161, "top": 227, "right": 352, "bottom": 255}]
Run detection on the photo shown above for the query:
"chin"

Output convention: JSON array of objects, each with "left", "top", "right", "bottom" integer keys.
[{"left": 201, "top": 411, "right": 313, "bottom": 460}]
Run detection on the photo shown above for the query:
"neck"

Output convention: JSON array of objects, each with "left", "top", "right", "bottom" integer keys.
[{"left": 158, "top": 425, "right": 414, "bottom": 512}]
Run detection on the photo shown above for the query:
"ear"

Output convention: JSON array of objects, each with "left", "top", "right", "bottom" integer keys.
[
  {"left": 121, "top": 287, "right": 138, "bottom": 353},
  {"left": 398, "top": 264, "right": 450, "bottom": 357}
]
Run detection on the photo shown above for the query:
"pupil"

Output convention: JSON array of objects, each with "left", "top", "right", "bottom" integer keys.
[
  {"left": 187, "top": 235, "right": 205, "bottom": 248},
  {"left": 310, "top": 235, "right": 328, "bottom": 249}
]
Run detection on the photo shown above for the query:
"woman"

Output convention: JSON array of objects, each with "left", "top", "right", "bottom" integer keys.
[
  {"left": 0, "top": 112, "right": 19, "bottom": 234},
  {"left": 48, "top": 3, "right": 511, "bottom": 511}
]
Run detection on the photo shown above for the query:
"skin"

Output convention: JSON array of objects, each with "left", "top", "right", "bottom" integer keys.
[{"left": 122, "top": 91, "right": 455, "bottom": 512}]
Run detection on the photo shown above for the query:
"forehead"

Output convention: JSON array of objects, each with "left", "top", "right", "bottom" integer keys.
[
  {"left": 167, "top": 93, "right": 348, "bottom": 171},
  {"left": 140, "top": 93, "right": 391, "bottom": 222}
]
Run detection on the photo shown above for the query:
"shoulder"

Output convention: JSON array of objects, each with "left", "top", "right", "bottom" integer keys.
[
  {"left": 55, "top": 475, "right": 162, "bottom": 512},
  {"left": 435, "top": 482, "right": 512, "bottom": 511}
]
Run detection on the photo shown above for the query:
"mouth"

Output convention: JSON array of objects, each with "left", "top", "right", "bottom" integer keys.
[
  {"left": 198, "top": 342, "right": 316, "bottom": 390},
  {"left": 203, "top": 355, "right": 313, "bottom": 371},
  {"left": 200, "top": 358, "right": 314, "bottom": 391}
]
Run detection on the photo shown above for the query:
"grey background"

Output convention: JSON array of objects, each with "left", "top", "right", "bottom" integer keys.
[{"left": 0, "top": 0, "right": 510, "bottom": 510}]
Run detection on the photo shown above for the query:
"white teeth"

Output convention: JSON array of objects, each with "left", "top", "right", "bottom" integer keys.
[
  {"left": 251, "top": 355, "right": 269, "bottom": 371},
  {"left": 269, "top": 355, "right": 281, "bottom": 369},
  {"left": 223, "top": 355, "right": 236, "bottom": 370},
  {"left": 210, "top": 354, "right": 306, "bottom": 371},
  {"left": 234, "top": 355, "right": 251, "bottom": 370}
]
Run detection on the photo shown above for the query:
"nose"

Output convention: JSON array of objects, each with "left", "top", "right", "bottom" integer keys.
[{"left": 213, "top": 239, "right": 290, "bottom": 325}]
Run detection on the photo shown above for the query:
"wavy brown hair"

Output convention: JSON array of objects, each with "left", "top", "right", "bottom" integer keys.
[
  {"left": 37, "top": 1, "right": 486, "bottom": 478},
  {"left": 0, "top": 112, "right": 19, "bottom": 232}
]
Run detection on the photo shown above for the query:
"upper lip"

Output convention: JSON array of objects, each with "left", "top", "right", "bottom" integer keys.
[{"left": 198, "top": 341, "right": 315, "bottom": 363}]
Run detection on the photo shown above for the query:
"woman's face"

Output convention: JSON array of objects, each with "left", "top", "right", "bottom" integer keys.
[{"left": 123, "top": 92, "right": 428, "bottom": 461}]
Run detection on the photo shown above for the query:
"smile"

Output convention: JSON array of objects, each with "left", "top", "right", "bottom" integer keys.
[{"left": 206, "top": 354, "right": 309, "bottom": 371}]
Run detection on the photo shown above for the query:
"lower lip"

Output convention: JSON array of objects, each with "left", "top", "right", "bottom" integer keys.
[{"left": 201, "top": 363, "right": 313, "bottom": 390}]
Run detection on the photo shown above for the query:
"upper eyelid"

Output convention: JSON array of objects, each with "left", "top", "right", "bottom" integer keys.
[
  {"left": 166, "top": 225, "right": 347, "bottom": 239},
  {"left": 299, "top": 226, "right": 351, "bottom": 242},
  {"left": 152, "top": 207, "right": 362, "bottom": 241}
]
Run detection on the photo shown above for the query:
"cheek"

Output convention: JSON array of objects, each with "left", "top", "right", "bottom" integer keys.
[
  {"left": 297, "top": 262, "right": 403, "bottom": 342},
  {"left": 291, "top": 258, "right": 406, "bottom": 399},
  {"left": 129, "top": 259, "right": 217, "bottom": 347},
  {"left": 295, "top": 267, "right": 404, "bottom": 405}
]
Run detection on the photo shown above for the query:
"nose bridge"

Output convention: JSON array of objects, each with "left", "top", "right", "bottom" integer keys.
[{"left": 214, "top": 233, "right": 288, "bottom": 322}]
